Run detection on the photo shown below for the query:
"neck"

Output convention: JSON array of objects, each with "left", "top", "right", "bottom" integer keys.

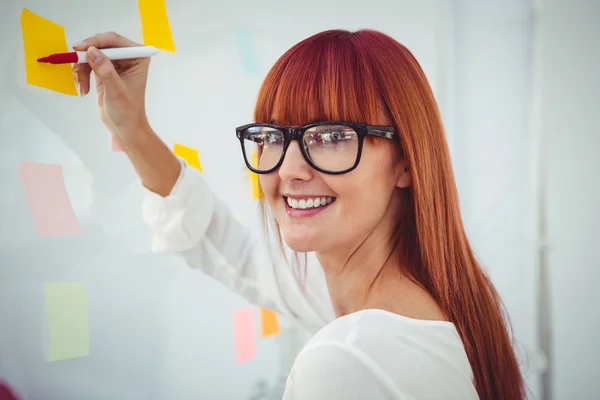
[{"left": 316, "top": 218, "right": 404, "bottom": 318}]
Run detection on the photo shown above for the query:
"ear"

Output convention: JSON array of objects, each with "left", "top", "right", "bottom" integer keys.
[{"left": 396, "top": 159, "right": 412, "bottom": 188}]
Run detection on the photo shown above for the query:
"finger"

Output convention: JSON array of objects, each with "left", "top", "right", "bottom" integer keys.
[
  {"left": 86, "top": 46, "right": 126, "bottom": 99},
  {"left": 72, "top": 62, "right": 92, "bottom": 96},
  {"left": 72, "top": 31, "right": 139, "bottom": 51}
]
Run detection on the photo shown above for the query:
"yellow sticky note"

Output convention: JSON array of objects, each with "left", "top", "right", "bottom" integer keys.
[
  {"left": 20, "top": 8, "right": 77, "bottom": 96},
  {"left": 45, "top": 282, "right": 90, "bottom": 361},
  {"left": 260, "top": 307, "right": 279, "bottom": 337},
  {"left": 173, "top": 143, "right": 202, "bottom": 171},
  {"left": 138, "top": 0, "right": 176, "bottom": 51},
  {"left": 249, "top": 151, "right": 262, "bottom": 199}
]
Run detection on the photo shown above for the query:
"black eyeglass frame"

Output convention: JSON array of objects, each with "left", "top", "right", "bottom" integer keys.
[{"left": 235, "top": 121, "right": 398, "bottom": 175}]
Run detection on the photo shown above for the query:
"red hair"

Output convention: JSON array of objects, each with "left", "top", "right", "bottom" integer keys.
[{"left": 253, "top": 29, "right": 525, "bottom": 399}]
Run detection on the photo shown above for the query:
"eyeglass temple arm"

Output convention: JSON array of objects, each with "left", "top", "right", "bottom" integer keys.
[{"left": 367, "top": 126, "right": 397, "bottom": 140}]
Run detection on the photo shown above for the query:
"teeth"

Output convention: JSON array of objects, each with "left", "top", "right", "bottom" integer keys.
[{"left": 286, "top": 196, "right": 335, "bottom": 209}]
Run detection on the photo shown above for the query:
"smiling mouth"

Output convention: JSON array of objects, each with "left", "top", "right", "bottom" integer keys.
[{"left": 284, "top": 196, "right": 336, "bottom": 210}]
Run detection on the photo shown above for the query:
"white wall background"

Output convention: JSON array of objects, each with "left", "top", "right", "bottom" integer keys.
[{"left": 539, "top": 0, "right": 600, "bottom": 399}]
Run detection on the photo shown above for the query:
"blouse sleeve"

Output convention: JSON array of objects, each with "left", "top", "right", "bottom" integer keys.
[{"left": 141, "top": 159, "right": 334, "bottom": 333}]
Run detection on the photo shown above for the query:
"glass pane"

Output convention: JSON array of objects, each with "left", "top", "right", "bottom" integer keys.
[
  {"left": 303, "top": 125, "right": 359, "bottom": 171},
  {"left": 243, "top": 126, "right": 285, "bottom": 171}
]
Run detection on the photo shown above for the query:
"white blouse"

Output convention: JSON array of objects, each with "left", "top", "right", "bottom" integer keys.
[{"left": 141, "top": 160, "right": 479, "bottom": 399}]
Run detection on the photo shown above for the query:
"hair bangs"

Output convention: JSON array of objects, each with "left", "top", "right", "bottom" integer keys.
[{"left": 254, "top": 30, "right": 383, "bottom": 127}]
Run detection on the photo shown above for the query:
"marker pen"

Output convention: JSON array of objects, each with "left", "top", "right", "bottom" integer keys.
[{"left": 37, "top": 46, "right": 159, "bottom": 64}]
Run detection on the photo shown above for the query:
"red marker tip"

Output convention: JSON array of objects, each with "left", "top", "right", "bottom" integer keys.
[{"left": 35, "top": 52, "right": 78, "bottom": 64}]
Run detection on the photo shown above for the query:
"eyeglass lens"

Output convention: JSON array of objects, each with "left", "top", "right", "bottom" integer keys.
[{"left": 243, "top": 125, "right": 359, "bottom": 172}]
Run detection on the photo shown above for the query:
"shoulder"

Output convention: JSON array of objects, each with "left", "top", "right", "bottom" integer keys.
[
  {"left": 286, "top": 338, "right": 402, "bottom": 399},
  {"left": 284, "top": 310, "right": 479, "bottom": 400}
]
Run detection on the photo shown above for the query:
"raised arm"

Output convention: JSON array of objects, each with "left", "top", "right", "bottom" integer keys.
[
  {"left": 72, "top": 32, "right": 180, "bottom": 197},
  {"left": 74, "top": 32, "right": 334, "bottom": 333}
]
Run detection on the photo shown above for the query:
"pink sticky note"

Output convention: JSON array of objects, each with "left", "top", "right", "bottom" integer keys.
[
  {"left": 233, "top": 307, "right": 256, "bottom": 364},
  {"left": 18, "top": 162, "right": 82, "bottom": 237},
  {"left": 111, "top": 135, "right": 123, "bottom": 152}
]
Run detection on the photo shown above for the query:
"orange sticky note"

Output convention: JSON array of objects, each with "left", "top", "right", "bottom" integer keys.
[
  {"left": 138, "top": 0, "right": 175, "bottom": 52},
  {"left": 249, "top": 151, "right": 262, "bottom": 199},
  {"left": 173, "top": 143, "right": 202, "bottom": 171},
  {"left": 20, "top": 8, "right": 77, "bottom": 96},
  {"left": 233, "top": 307, "right": 256, "bottom": 364},
  {"left": 18, "top": 162, "right": 82, "bottom": 237},
  {"left": 260, "top": 307, "right": 279, "bottom": 337}
]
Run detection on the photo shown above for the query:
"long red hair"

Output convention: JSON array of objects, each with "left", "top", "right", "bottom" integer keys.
[{"left": 253, "top": 29, "right": 525, "bottom": 400}]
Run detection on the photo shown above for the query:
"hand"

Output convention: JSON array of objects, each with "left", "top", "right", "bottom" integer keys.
[{"left": 72, "top": 32, "right": 151, "bottom": 146}]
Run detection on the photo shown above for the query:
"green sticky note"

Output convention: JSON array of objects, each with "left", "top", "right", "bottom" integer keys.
[{"left": 45, "top": 282, "right": 90, "bottom": 361}]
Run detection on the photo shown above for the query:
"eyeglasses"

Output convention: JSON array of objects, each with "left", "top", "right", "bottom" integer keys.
[{"left": 236, "top": 121, "right": 398, "bottom": 175}]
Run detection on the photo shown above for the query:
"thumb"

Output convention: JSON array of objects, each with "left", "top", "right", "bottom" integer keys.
[{"left": 87, "top": 46, "right": 125, "bottom": 96}]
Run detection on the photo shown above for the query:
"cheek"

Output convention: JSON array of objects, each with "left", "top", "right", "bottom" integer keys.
[
  {"left": 334, "top": 148, "right": 398, "bottom": 208},
  {"left": 339, "top": 179, "right": 391, "bottom": 210},
  {"left": 258, "top": 174, "right": 278, "bottom": 200}
]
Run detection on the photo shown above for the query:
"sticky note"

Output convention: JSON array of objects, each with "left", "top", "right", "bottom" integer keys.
[
  {"left": 173, "top": 143, "right": 202, "bottom": 171},
  {"left": 18, "top": 162, "right": 82, "bottom": 237},
  {"left": 260, "top": 308, "right": 279, "bottom": 337},
  {"left": 235, "top": 27, "right": 261, "bottom": 76},
  {"left": 138, "top": 0, "right": 175, "bottom": 52},
  {"left": 45, "top": 282, "right": 90, "bottom": 361},
  {"left": 20, "top": 8, "right": 78, "bottom": 96},
  {"left": 233, "top": 307, "right": 256, "bottom": 364},
  {"left": 248, "top": 151, "right": 262, "bottom": 199},
  {"left": 111, "top": 135, "right": 123, "bottom": 152}
]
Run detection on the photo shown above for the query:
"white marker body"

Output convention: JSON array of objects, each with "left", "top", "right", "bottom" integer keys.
[{"left": 76, "top": 46, "right": 159, "bottom": 63}]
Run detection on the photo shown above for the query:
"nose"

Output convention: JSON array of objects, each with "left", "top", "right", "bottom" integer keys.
[{"left": 278, "top": 141, "right": 313, "bottom": 183}]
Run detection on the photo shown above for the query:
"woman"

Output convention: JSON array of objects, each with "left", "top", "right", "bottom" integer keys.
[{"left": 73, "top": 29, "right": 525, "bottom": 399}]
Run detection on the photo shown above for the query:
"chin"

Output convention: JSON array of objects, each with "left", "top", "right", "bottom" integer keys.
[{"left": 281, "top": 231, "right": 320, "bottom": 253}]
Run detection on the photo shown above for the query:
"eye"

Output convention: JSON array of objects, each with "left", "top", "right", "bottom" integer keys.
[{"left": 320, "top": 129, "right": 348, "bottom": 143}]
